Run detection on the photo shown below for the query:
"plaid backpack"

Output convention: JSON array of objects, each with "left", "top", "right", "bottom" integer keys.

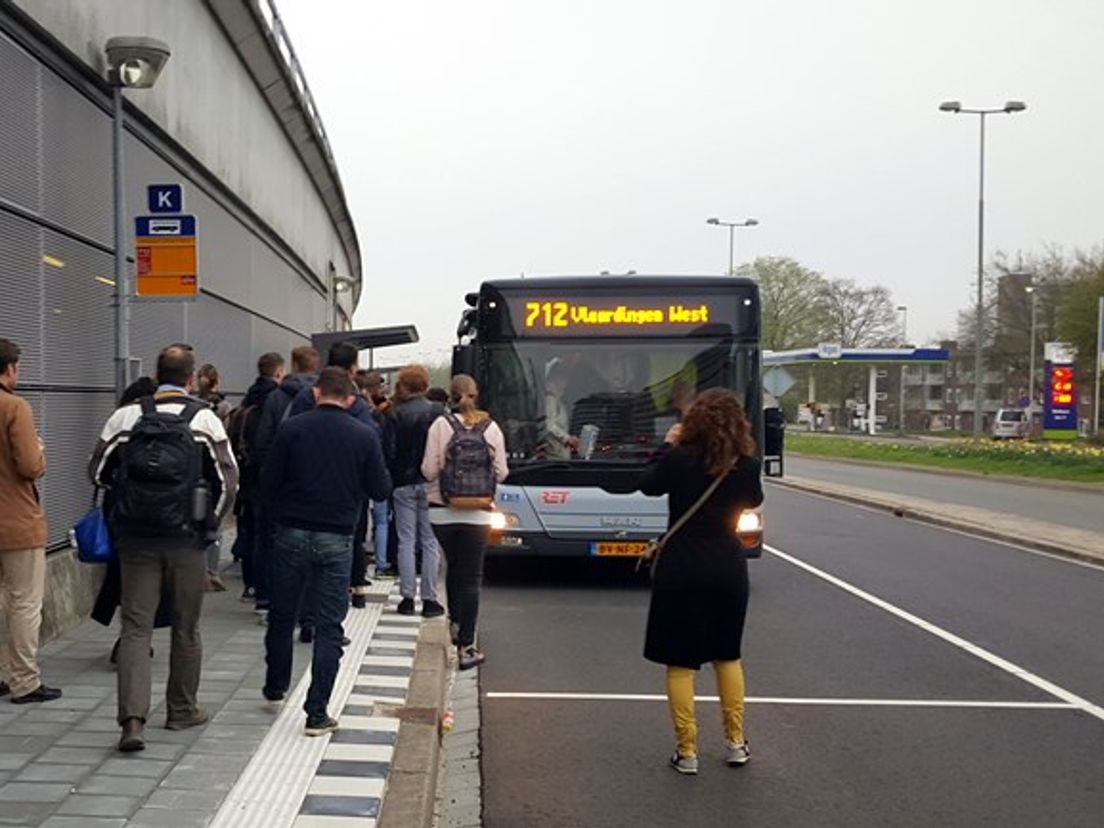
[{"left": 439, "top": 413, "right": 496, "bottom": 508}]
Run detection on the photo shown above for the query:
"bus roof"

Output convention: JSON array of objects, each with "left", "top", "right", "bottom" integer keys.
[{"left": 481, "top": 275, "right": 758, "bottom": 291}]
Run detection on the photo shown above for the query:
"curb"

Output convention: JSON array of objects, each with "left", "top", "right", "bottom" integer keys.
[
  {"left": 768, "top": 477, "right": 1104, "bottom": 567},
  {"left": 786, "top": 451, "right": 1104, "bottom": 495},
  {"left": 378, "top": 619, "right": 451, "bottom": 828}
]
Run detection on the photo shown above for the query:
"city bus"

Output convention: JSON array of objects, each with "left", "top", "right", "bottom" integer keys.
[{"left": 451, "top": 275, "right": 767, "bottom": 559}]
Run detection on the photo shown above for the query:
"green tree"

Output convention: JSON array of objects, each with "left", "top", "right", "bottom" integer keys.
[
  {"left": 735, "top": 257, "right": 827, "bottom": 351},
  {"left": 1055, "top": 250, "right": 1104, "bottom": 373}
]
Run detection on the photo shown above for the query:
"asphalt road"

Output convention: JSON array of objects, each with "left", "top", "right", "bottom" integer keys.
[
  {"left": 476, "top": 486, "right": 1104, "bottom": 828},
  {"left": 787, "top": 455, "right": 1104, "bottom": 532}
]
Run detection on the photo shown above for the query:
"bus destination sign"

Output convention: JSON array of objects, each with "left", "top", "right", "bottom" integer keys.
[{"left": 499, "top": 293, "right": 744, "bottom": 337}]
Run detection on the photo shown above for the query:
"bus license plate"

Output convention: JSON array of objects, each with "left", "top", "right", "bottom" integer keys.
[{"left": 592, "top": 542, "right": 649, "bottom": 557}]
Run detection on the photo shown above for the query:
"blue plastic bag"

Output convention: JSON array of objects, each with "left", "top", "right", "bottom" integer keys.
[{"left": 72, "top": 494, "right": 115, "bottom": 564}]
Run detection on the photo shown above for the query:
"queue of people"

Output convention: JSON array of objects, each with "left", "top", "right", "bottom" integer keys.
[{"left": 2, "top": 331, "right": 763, "bottom": 778}]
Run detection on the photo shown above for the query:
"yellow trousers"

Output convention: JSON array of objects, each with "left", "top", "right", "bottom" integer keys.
[{"left": 666, "top": 660, "right": 745, "bottom": 757}]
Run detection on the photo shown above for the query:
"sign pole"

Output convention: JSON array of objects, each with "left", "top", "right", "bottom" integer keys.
[{"left": 112, "top": 85, "right": 129, "bottom": 400}]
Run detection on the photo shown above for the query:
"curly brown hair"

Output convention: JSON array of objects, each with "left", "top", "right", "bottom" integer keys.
[{"left": 677, "top": 388, "right": 756, "bottom": 474}]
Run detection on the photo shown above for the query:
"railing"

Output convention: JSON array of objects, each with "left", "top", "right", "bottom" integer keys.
[{"left": 256, "top": 0, "right": 336, "bottom": 168}]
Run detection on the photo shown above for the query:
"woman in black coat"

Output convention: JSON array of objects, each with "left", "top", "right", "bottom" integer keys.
[{"left": 637, "top": 388, "right": 764, "bottom": 775}]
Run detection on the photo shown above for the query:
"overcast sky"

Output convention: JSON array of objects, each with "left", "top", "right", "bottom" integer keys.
[{"left": 278, "top": 0, "right": 1104, "bottom": 365}]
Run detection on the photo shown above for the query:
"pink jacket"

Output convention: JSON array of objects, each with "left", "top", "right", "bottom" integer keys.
[{"left": 421, "top": 413, "right": 509, "bottom": 506}]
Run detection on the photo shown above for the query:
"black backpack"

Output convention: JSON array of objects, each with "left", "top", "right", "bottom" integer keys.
[
  {"left": 110, "top": 396, "right": 208, "bottom": 538},
  {"left": 226, "top": 403, "right": 262, "bottom": 471},
  {"left": 439, "top": 413, "right": 496, "bottom": 508}
]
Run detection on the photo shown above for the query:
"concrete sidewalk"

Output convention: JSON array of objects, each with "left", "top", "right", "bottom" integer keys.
[
  {"left": 769, "top": 474, "right": 1104, "bottom": 565},
  {"left": 0, "top": 557, "right": 436, "bottom": 827}
]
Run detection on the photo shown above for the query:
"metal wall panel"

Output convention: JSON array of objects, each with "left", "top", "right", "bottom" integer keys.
[
  {"left": 0, "top": 211, "right": 44, "bottom": 382},
  {"left": 41, "top": 229, "right": 114, "bottom": 386},
  {"left": 130, "top": 299, "right": 186, "bottom": 379},
  {"left": 186, "top": 294, "right": 254, "bottom": 394},
  {"left": 38, "top": 390, "right": 116, "bottom": 548},
  {"left": 0, "top": 31, "right": 41, "bottom": 213},
  {"left": 41, "top": 69, "right": 112, "bottom": 247}
]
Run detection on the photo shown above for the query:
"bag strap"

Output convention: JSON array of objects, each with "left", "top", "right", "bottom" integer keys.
[
  {"left": 444, "top": 411, "right": 465, "bottom": 435},
  {"left": 139, "top": 396, "right": 157, "bottom": 418},
  {"left": 655, "top": 462, "right": 733, "bottom": 553}
]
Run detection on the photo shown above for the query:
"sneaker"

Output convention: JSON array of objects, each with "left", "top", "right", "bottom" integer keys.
[
  {"left": 351, "top": 593, "right": 367, "bottom": 609},
  {"left": 304, "top": 715, "right": 339, "bottom": 737},
  {"left": 375, "top": 565, "right": 396, "bottom": 580},
  {"left": 669, "top": 752, "right": 699, "bottom": 775},
  {"left": 240, "top": 586, "right": 255, "bottom": 602},
  {"left": 724, "top": 740, "right": 751, "bottom": 766},
  {"left": 165, "top": 707, "right": 208, "bottom": 731},
  {"left": 396, "top": 597, "right": 416, "bottom": 616},
  {"left": 422, "top": 599, "right": 445, "bottom": 619},
  {"left": 0, "top": 681, "right": 9, "bottom": 698},
  {"left": 118, "top": 718, "right": 145, "bottom": 753},
  {"left": 262, "top": 687, "right": 285, "bottom": 703},
  {"left": 205, "top": 573, "right": 227, "bottom": 592},
  {"left": 457, "top": 646, "right": 486, "bottom": 671},
  {"left": 11, "top": 684, "right": 62, "bottom": 704}
]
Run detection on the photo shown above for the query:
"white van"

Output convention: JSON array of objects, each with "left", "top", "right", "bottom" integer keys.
[{"left": 991, "top": 408, "right": 1028, "bottom": 440}]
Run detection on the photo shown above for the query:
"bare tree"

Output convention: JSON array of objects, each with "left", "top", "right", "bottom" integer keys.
[{"left": 815, "top": 278, "right": 898, "bottom": 347}]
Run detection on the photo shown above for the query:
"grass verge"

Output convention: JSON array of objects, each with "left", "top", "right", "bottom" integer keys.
[{"left": 786, "top": 433, "right": 1104, "bottom": 484}]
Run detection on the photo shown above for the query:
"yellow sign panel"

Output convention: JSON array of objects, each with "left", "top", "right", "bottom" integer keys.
[{"left": 136, "top": 237, "right": 197, "bottom": 297}]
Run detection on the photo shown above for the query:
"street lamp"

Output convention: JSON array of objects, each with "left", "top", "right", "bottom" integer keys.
[
  {"left": 706, "top": 216, "right": 759, "bottom": 275},
  {"left": 330, "top": 274, "right": 355, "bottom": 332},
  {"left": 939, "top": 99, "right": 1027, "bottom": 435},
  {"left": 105, "top": 36, "right": 171, "bottom": 398},
  {"left": 897, "top": 305, "right": 908, "bottom": 433}
]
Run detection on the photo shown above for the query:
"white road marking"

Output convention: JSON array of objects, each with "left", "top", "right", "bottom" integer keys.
[
  {"left": 485, "top": 692, "right": 1075, "bottom": 710},
  {"left": 764, "top": 543, "right": 1104, "bottom": 724}
]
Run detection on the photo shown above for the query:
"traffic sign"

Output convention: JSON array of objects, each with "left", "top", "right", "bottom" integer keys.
[
  {"left": 135, "top": 214, "right": 197, "bottom": 298},
  {"left": 762, "top": 366, "right": 796, "bottom": 397},
  {"left": 148, "top": 184, "right": 183, "bottom": 214}
]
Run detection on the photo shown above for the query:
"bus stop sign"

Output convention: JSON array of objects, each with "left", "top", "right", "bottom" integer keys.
[{"left": 135, "top": 215, "right": 198, "bottom": 298}]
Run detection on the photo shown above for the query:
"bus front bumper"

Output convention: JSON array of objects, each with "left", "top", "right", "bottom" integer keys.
[{"left": 487, "top": 532, "right": 762, "bottom": 559}]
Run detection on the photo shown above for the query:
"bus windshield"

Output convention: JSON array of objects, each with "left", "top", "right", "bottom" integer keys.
[{"left": 479, "top": 338, "right": 759, "bottom": 466}]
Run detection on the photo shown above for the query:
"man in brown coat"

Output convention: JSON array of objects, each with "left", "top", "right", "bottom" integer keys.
[{"left": 0, "top": 338, "right": 61, "bottom": 704}]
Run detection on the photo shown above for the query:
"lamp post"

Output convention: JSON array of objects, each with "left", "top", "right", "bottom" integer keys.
[
  {"left": 897, "top": 305, "right": 908, "bottom": 433},
  {"left": 706, "top": 217, "right": 759, "bottom": 275},
  {"left": 105, "top": 37, "right": 171, "bottom": 398},
  {"left": 939, "top": 99, "right": 1026, "bottom": 435},
  {"left": 1025, "top": 284, "right": 1038, "bottom": 408}
]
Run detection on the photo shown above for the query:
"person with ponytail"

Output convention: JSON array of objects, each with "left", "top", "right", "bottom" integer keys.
[
  {"left": 636, "top": 388, "right": 764, "bottom": 775},
  {"left": 421, "top": 374, "right": 508, "bottom": 670}
]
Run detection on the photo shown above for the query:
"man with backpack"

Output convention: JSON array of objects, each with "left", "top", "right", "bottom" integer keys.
[
  {"left": 226, "top": 352, "right": 285, "bottom": 602},
  {"left": 89, "top": 345, "right": 239, "bottom": 753}
]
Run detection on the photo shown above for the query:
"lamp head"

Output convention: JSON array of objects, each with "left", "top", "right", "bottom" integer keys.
[
  {"left": 105, "top": 36, "right": 171, "bottom": 88},
  {"left": 745, "top": 218, "right": 759, "bottom": 226},
  {"left": 938, "top": 100, "right": 962, "bottom": 113},
  {"left": 706, "top": 217, "right": 720, "bottom": 225},
  {"left": 1003, "top": 100, "right": 1027, "bottom": 113}
]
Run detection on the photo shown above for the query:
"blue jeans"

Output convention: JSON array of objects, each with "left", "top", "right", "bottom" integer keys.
[
  {"left": 393, "top": 483, "right": 439, "bottom": 602},
  {"left": 264, "top": 525, "right": 352, "bottom": 720},
  {"left": 371, "top": 499, "right": 390, "bottom": 570}
]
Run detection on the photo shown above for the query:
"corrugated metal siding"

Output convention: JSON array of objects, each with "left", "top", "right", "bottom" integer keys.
[
  {"left": 0, "top": 31, "right": 41, "bottom": 212},
  {"left": 0, "top": 211, "right": 44, "bottom": 383},
  {"left": 41, "top": 229, "right": 114, "bottom": 387},
  {"left": 40, "top": 70, "right": 112, "bottom": 247}
]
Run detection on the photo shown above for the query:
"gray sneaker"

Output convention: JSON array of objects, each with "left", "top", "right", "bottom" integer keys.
[
  {"left": 725, "top": 740, "right": 751, "bottom": 766},
  {"left": 669, "top": 752, "right": 699, "bottom": 775}
]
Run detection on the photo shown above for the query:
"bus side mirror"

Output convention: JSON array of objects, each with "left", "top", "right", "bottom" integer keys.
[
  {"left": 763, "top": 406, "right": 784, "bottom": 478},
  {"left": 453, "top": 344, "right": 476, "bottom": 377}
]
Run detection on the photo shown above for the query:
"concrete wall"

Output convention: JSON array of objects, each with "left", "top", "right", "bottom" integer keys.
[{"left": 10, "top": 0, "right": 356, "bottom": 301}]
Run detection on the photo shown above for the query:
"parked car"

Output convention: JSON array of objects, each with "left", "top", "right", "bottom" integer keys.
[{"left": 991, "top": 408, "right": 1028, "bottom": 439}]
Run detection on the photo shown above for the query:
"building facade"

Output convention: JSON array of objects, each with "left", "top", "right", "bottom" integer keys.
[{"left": 0, "top": 0, "right": 360, "bottom": 634}]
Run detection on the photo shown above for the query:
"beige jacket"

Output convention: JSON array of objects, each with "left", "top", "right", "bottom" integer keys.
[
  {"left": 421, "top": 411, "right": 509, "bottom": 506},
  {"left": 0, "top": 384, "right": 46, "bottom": 550}
]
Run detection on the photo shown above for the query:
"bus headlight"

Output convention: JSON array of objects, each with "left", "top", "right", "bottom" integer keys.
[
  {"left": 735, "top": 508, "right": 763, "bottom": 548},
  {"left": 489, "top": 511, "right": 519, "bottom": 531}
]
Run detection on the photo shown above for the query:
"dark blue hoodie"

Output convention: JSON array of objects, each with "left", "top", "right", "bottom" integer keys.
[{"left": 254, "top": 372, "right": 316, "bottom": 473}]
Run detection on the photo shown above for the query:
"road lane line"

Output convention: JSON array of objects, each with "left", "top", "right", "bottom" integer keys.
[
  {"left": 485, "top": 692, "right": 1075, "bottom": 709},
  {"left": 764, "top": 543, "right": 1104, "bottom": 724}
]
